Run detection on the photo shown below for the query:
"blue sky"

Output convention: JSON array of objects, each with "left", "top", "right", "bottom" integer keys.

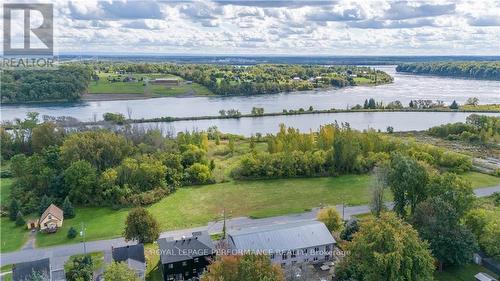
[{"left": 5, "top": 0, "right": 500, "bottom": 55}]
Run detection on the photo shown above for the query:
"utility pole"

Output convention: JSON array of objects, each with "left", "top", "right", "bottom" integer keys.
[{"left": 80, "top": 222, "right": 87, "bottom": 255}]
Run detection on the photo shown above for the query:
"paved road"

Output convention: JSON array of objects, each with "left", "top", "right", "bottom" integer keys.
[{"left": 1, "top": 185, "right": 498, "bottom": 267}]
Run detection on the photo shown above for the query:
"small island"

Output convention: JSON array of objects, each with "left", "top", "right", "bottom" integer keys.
[{"left": 396, "top": 61, "right": 500, "bottom": 80}]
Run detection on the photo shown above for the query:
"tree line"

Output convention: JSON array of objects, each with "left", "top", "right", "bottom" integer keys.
[
  {"left": 1, "top": 65, "right": 93, "bottom": 103},
  {"left": 396, "top": 61, "right": 500, "bottom": 80},
  {"left": 232, "top": 123, "right": 472, "bottom": 179}
]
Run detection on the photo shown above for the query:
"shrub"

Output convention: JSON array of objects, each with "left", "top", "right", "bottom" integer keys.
[{"left": 67, "top": 227, "right": 78, "bottom": 239}]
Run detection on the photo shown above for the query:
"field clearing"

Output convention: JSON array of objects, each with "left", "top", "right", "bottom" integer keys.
[
  {"left": 27, "top": 172, "right": 500, "bottom": 250},
  {"left": 434, "top": 264, "right": 498, "bottom": 281},
  {"left": 88, "top": 72, "right": 213, "bottom": 96}
]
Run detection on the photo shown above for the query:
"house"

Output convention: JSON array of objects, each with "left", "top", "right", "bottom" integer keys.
[
  {"left": 151, "top": 78, "right": 180, "bottom": 86},
  {"left": 111, "top": 244, "right": 146, "bottom": 280},
  {"left": 227, "top": 221, "right": 336, "bottom": 267},
  {"left": 12, "top": 258, "right": 51, "bottom": 281},
  {"left": 157, "top": 231, "right": 215, "bottom": 281},
  {"left": 475, "top": 272, "right": 497, "bottom": 281},
  {"left": 39, "top": 204, "right": 64, "bottom": 232}
]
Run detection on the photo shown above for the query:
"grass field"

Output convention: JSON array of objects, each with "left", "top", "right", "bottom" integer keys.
[
  {"left": 434, "top": 264, "right": 498, "bottom": 281},
  {"left": 88, "top": 72, "right": 213, "bottom": 96},
  {"left": 0, "top": 178, "right": 13, "bottom": 207},
  {"left": 27, "top": 172, "right": 500, "bottom": 250}
]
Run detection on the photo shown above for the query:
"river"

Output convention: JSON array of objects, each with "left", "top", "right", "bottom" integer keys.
[{"left": 1, "top": 66, "right": 499, "bottom": 135}]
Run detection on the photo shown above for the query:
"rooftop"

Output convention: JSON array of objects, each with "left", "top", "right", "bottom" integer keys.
[
  {"left": 228, "top": 220, "right": 336, "bottom": 252},
  {"left": 157, "top": 232, "right": 214, "bottom": 264},
  {"left": 112, "top": 244, "right": 145, "bottom": 264},
  {"left": 12, "top": 258, "right": 50, "bottom": 281}
]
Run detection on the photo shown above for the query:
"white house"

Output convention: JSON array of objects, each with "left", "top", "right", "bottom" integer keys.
[{"left": 227, "top": 221, "right": 336, "bottom": 267}]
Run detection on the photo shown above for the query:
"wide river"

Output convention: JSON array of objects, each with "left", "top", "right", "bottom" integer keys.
[{"left": 1, "top": 66, "right": 499, "bottom": 135}]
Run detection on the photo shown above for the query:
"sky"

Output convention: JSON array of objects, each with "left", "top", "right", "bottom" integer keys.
[{"left": 3, "top": 0, "right": 500, "bottom": 55}]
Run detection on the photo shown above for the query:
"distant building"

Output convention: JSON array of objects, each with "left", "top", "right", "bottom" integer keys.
[
  {"left": 292, "top": 77, "right": 301, "bottom": 81},
  {"left": 12, "top": 258, "right": 51, "bottom": 281},
  {"left": 27, "top": 204, "right": 64, "bottom": 232},
  {"left": 151, "top": 78, "right": 180, "bottom": 86},
  {"left": 111, "top": 244, "right": 146, "bottom": 280},
  {"left": 227, "top": 221, "right": 336, "bottom": 267},
  {"left": 157, "top": 231, "right": 215, "bottom": 281}
]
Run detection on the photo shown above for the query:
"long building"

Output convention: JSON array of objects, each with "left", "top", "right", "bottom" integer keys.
[{"left": 227, "top": 220, "right": 336, "bottom": 267}]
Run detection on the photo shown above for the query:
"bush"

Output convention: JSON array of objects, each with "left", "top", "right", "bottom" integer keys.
[
  {"left": 103, "top": 112, "right": 126, "bottom": 124},
  {"left": 67, "top": 227, "right": 78, "bottom": 239}
]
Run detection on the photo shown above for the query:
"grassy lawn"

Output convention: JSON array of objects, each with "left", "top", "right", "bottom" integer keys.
[
  {"left": 145, "top": 243, "right": 162, "bottom": 281},
  {"left": 64, "top": 251, "right": 104, "bottom": 274},
  {"left": 462, "top": 171, "right": 500, "bottom": 188},
  {"left": 88, "top": 72, "right": 213, "bottom": 96},
  {"left": 4, "top": 171, "right": 499, "bottom": 251},
  {"left": 0, "top": 178, "right": 13, "bottom": 206},
  {"left": 0, "top": 217, "right": 29, "bottom": 253},
  {"left": 353, "top": 77, "right": 373, "bottom": 85},
  {"left": 35, "top": 174, "right": 371, "bottom": 248},
  {"left": 434, "top": 263, "right": 498, "bottom": 281}
]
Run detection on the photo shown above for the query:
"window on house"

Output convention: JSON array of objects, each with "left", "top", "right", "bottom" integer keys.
[
  {"left": 270, "top": 253, "right": 275, "bottom": 260},
  {"left": 303, "top": 248, "right": 308, "bottom": 254},
  {"left": 282, "top": 252, "right": 288, "bottom": 260},
  {"left": 313, "top": 257, "right": 318, "bottom": 261},
  {"left": 325, "top": 245, "right": 331, "bottom": 251},
  {"left": 291, "top": 250, "right": 297, "bottom": 258},
  {"left": 185, "top": 271, "right": 189, "bottom": 276},
  {"left": 193, "top": 268, "right": 197, "bottom": 273},
  {"left": 182, "top": 261, "right": 187, "bottom": 266},
  {"left": 168, "top": 264, "right": 173, "bottom": 269},
  {"left": 194, "top": 258, "right": 199, "bottom": 263},
  {"left": 314, "top": 247, "right": 319, "bottom": 252}
]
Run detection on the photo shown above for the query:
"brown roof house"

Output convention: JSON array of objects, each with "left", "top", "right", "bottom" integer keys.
[{"left": 39, "top": 204, "right": 64, "bottom": 232}]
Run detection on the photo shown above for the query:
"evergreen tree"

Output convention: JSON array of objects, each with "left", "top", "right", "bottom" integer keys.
[
  {"left": 409, "top": 100, "right": 415, "bottom": 108},
  {"left": 15, "top": 211, "right": 25, "bottom": 227},
  {"left": 38, "top": 195, "right": 52, "bottom": 215},
  {"left": 363, "top": 99, "right": 369, "bottom": 109},
  {"left": 9, "top": 199, "right": 20, "bottom": 221},
  {"left": 449, "top": 100, "right": 459, "bottom": 109},
  {"left": 63, "top": 196, "right": 76, "bottom": 218}
]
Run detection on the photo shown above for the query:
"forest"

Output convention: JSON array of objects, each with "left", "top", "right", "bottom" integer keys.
[
  {"left": 396, "top": 61, "right": 500, "bottom": 80},
  {"left": 1, "top": 65, "right": 93, "bottom": 103}
]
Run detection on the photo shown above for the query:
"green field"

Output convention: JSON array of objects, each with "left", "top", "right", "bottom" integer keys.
[
  {"left": 1, "top": 178, "right": 13, "bottom": 206},
  {"left": 88, "top": 72, "right": 213, "bottom": 96},
  {"left": 1, "top": 172, "right": 498, "bottom": 252},
  {"left": 435, "top": 264, "right": 498, "bottom": 281}
]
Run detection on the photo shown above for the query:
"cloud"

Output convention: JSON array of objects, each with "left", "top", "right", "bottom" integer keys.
[
  {"left": 69, "top": 0, "right": 165, "bottom": 20},
  {"left": 467, "top": 15, "right": 500, "bottom": 26},
  {"left": 384, "top": 2, "right": 456, "bottom": 20},
  {"left": 50, "top": 0, "right": 500, "bottom": 55}
]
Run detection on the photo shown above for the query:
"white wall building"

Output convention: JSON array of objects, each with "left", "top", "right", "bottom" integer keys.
[{"left": 227, "top": 221, "right": 336, "bottom": 267}]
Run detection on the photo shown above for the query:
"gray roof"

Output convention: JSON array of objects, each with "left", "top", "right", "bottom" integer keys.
[
  {"left": 112, "top": 244, "right": 145, "bottom": 264},
  {"left": 158, "top": 232, "right": 215, "bottom": 264},
  {"left": 228, "top": 220, "right": 336, "bottom": 252},
  {"left": 13, "top": 258, "right": 51, "bottom": 281}
]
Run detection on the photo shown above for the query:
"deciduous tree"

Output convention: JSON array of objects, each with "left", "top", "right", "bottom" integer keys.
[
  {"left": 335, "top": 213, "right": 434, "bottom": 281},
  {"left": 123, "top": 207, "right": 160, "bottom": 243},
  {"left": 201, "top": 254, "right": 284, "bottom": 281}
]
